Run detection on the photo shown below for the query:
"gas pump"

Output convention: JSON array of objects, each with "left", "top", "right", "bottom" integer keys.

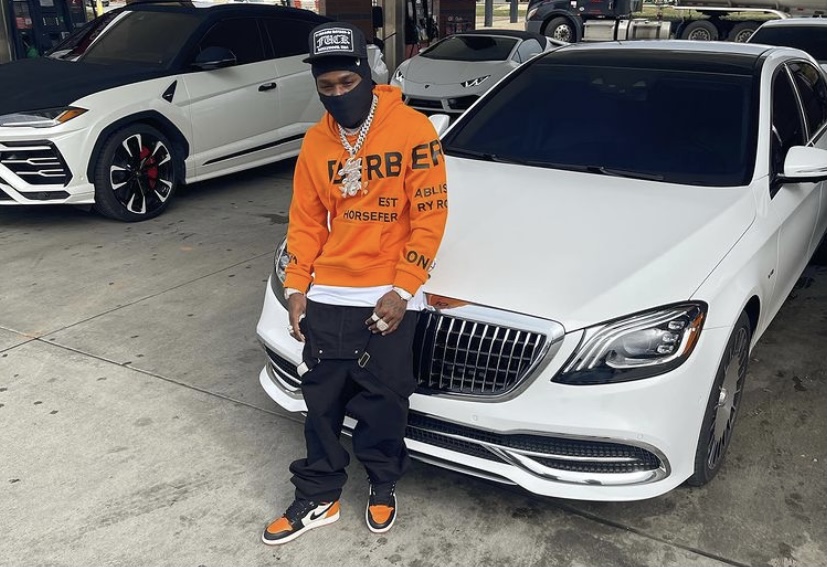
[{"left": 2, "top": 0, "right": 87, "bottom": 62}]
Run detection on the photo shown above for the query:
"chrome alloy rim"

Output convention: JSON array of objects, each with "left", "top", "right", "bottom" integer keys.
[
  {"left": 707, "top": 327, "right": 749, "bottom": 470},
  {"left": 731, "top": 30, "right": 754, "bottom": 43},
  {"left": 109, "top": 133, "right": 173, "bottom": 215},
  {"left": 551, "top": 24, "right": 573, "bottom": 43},
  {"left": 687, "top": 28, "right": 714, "bottom": 41}
]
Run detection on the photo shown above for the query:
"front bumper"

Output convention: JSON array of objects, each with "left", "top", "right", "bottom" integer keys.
[
  {"left": 0, "top": 127, "right": 96, "bottom": 205},
  {"left": 395, "top": 80, "right": 482, "bottom": 117},
  {"left": 256, "top": 277, "right": 729, "bottom": 501}
]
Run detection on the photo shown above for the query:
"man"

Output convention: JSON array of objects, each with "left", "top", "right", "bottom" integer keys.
[{"left": 262, "top": 22, "right": 448, "bottom": 545}]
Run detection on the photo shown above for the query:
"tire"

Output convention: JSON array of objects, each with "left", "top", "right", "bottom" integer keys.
[
  {"left": 680, "top": 20, "right": 719, "bottom": 41},
  {"left": 93, "top": 123, "right": 178, "bottom": 222},
  {"left": 727, "top": 22, "right": 757, "bottom": 43},
  {"left": 544, "top": 17, "right": 576, "bottom": 44},
  {"left": 686, "top": 311, "right": 751, "bottom": 486}
]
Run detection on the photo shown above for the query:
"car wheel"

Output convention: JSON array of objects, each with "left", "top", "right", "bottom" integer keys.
[
  {"left": 93, "top": 124, "right": 178, "bottom": 222},
  {"left": 727, "top": 22, "right": 757, "bottom": 43},
  {"left": 680, "top": 20, "right": 719, "bottom": 41},
  {"left": 686, "top": 311, "right": 751, "bottom": 486},
  {"left": 544, "top": 17, "right": 576, "bottom": 43}
]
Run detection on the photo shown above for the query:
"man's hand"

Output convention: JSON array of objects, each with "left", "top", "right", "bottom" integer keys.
[
  {"left": 287, "top": 293, "right": 307, "bottom": 342},
  {"left": 366, "top": 291, "right": 407, "bottom": 335}
]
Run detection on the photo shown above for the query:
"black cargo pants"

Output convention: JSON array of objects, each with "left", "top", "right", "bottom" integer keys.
[{"left": 289, "top": 299, "right": 419, "bottom": 503}]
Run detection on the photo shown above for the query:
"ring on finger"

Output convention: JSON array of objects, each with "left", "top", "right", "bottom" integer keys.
[{"left": 376, "top": 318, "right": 390, "bottom": 332}]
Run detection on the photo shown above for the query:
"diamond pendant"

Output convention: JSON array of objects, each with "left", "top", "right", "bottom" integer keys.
[{"left": 339, "top": 157, "right": 362, "bottom": 198}]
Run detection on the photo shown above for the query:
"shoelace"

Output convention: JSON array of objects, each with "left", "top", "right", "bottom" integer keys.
[
  {"left": 284, "top": 499, "right": 318, "bottom": 522},
  {"left": 370, "top": 483, "right": 396, "bottom": 507}
]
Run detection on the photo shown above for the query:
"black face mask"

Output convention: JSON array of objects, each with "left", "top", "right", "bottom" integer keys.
[{"left": 319, "top": 76, "right": 374, "bottom": 129}]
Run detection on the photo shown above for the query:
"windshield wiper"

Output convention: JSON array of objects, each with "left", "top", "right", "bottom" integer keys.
[
  {"left": 446, "top": 150, "right": 665, "bottom": 181},
  {"left": 585, "top": 166, "right": 665, "bottom": 182},
  {"left": 446, "top": 148, "right": 553, "bottom": 167}
]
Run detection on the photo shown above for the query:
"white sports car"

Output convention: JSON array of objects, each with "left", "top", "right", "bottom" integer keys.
[
  {"left": 257, "top": 41, "right": 827, "bottom": 500},
  {"left": 0, "top": 2, "right": 384, "bottom": 221},
  {"left": 390, "top": 30, "right": 561, "bottom": 118}
]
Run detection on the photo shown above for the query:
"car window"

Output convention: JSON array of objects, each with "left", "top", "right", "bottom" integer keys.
[
  {"left": 197, "top": 18, "right": 266, "bottom": 66},
  {"left": 750, "top": 26, "right": 827, "bottom": 62},
  {"left": 514, "top": 38, "right": 542, "bottom": 64},
  {"left": 771, "top": 68, "right": 806, "bottom": 181},
  {"left": 789, "top": 61, "right": 827, "bottom": 139},
  {"left": 442, "top": 60, "right": 756, "bottom": 187},
  {"left": 80, "top": 10, "right": 202, "bottom": 67},
  {"left": 421, "top": 35, "right": 519, "bottom": 62},
  {"left": 262, "top": 17, "right": 316, "bottom": 58}
]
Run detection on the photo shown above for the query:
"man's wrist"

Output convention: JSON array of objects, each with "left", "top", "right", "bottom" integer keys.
[
  {"left": 284, "top": 287, "right": 304, "bottom": 301},
  {"left": 392, "top": 286, "right": 413, "bottom": 301}
]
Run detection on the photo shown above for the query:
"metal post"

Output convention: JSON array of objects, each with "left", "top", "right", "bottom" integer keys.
[
  {"left": 0, "top": 0, "right": 11, "bottom": 64},
  {"left": 484, "top": 0, "right": 493, "bottom": 27},
  {"left": 382, "top": 0, "right": 406, "bottom": 82},
  {"left": 510, "top": 0, "right": 518, "bottom": 23}
]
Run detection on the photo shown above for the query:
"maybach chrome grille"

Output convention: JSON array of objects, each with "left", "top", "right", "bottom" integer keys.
[{"left": 413, "top": 310, "right": 546, "bottom": 395}]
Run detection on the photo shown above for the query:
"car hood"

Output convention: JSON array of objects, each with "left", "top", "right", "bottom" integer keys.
[
  {"left": 426, "top": 158, "right": 756, "bottom": 331},
  {"left": 0, "top": 58, "right": 171, "bottom": 115},
  {"left": 403, "top": 57, "right": 509, "bottom": 86}
]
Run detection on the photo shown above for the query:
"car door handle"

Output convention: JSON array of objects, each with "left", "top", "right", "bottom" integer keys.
[{"left": 258, "top": 82, "right": 277, "bottom": 92}]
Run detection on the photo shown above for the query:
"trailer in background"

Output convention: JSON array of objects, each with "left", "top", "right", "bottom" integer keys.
[{"left": 525, "top": 0, "right": 827, "bottom": 43}]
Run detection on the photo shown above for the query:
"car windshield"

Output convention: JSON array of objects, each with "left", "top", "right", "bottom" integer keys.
[
  {"left": 421, "top": 35, "right": 518, "bottom": 62},
  {"left": 442, "top": 59, "right": 756, "bottom": 187},
  {"left": 749, "top": 26, "right": 827, "bottom": 61},
  {"left": 79, "top": 10, "right": 202, "bottom": 67}
]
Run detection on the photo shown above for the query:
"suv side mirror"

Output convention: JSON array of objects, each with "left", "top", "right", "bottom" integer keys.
[
  {"left": 193, "top": 46, "right": 237, "bottom": 71},
  {"left": 781, "top": 146, "right": 827, "bottom": 182}
]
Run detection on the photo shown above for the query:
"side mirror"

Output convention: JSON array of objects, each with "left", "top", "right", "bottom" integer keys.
[
  {"left": 428, "top": 114, "right": 451, "bottom": 136},
  {"left": 193, "top": 46, "right": 237, "bottom": 71},
  {"left": 782, "top": 146, "right": 827, "bottom": 182}
]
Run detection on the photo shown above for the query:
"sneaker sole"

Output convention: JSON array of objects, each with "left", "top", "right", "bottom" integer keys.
[{"left": 261, "top": 511, "right": 340, "bottom": 546}]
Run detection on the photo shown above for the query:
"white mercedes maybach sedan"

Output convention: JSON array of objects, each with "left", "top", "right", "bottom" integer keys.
[{"left": 257, "top": 41, "right": 827, "bottom": 500}]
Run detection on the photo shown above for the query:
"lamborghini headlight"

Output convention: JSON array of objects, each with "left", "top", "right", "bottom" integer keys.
[
  {"left": 555, "top": 302, "right": 707, "bottom": 385},
  {"left": 0, "top": 107, "right": 87, "bottom": 128},
  {"left": 461, "top": 75, "right": 490, "bottom": 88}
]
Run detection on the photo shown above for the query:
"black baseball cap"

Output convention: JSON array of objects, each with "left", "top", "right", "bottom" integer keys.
[{"left": 303, "top": 22, "right": 369, "bottom": 64}]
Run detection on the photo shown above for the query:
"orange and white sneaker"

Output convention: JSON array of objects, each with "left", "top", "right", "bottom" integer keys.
[
  {"left": 262, "top": 499, "right": 340, "bottom": 545},
  {"left": 366, "top": 482, "right": 397, "bottom": 534}
]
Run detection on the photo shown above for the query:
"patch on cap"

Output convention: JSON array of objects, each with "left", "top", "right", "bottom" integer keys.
[{"left": 313, "top": 27, "right": 356, "bottom": 57}]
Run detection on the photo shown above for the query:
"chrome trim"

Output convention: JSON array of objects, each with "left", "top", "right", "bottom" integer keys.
[
  {"left": 490, "top": 448, "right": 664, "bottom": 486},
  {"left": 263, "top": 351, "right": 301, "bottom": 394},
  {"left": 416, "top": 293, "right": 566, "bottom": 402},
  {"left": 405, "top": 410, "right": 671, "bottom": 487},
  {"left": 405, "top": 451, "right": 517, "bottom": 486}
]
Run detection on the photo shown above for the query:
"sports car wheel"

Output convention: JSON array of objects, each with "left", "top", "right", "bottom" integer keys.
[
  {"left": 687, "top": 311, "right": 751, "bottom": 486},
  {"left": 93, "top": 124, "right": 178, "bottom": 222}
]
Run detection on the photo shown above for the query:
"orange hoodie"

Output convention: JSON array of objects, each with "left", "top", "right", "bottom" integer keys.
[{"left": 284, "top": 85, "right": 448, "bottom": 296}]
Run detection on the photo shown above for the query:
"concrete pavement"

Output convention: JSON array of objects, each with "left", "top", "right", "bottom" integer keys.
[{"left": 1, "top": 160, "right": 825, "bottom": 566}]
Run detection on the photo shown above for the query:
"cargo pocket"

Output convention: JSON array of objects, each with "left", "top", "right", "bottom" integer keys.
[{"left": 362, "top": 311, "right": 420, "bottom": 398}]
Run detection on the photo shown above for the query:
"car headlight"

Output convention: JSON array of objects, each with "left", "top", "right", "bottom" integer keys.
[
  {"left": 555, "top": 302, "right": 707, "bottom": 385},
  {"left": 461, "top": 75, "right": 490, "bottom": 88},
  {"left": 0, "top": 107, "right": 87, "bottom": 128},
  {"left": 271, "top": 236, "right": 289, "bottom": 309},
  {"left": 392, "top": 67, "right": 405, "bottom": 85}
]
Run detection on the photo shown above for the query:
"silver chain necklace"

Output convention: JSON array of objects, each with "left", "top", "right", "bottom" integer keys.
[{"left": 337, "top": 94, "right": 378, "bottom": 198}]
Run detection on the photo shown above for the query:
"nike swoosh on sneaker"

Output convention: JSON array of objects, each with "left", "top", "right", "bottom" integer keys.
[{"left": 309, "top": 503, "right": 334, "bottom": 521}]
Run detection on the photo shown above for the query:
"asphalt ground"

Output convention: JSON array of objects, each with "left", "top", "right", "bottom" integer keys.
[{"left": 1, "top": 159, "right": 825, "bottom": 566}]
